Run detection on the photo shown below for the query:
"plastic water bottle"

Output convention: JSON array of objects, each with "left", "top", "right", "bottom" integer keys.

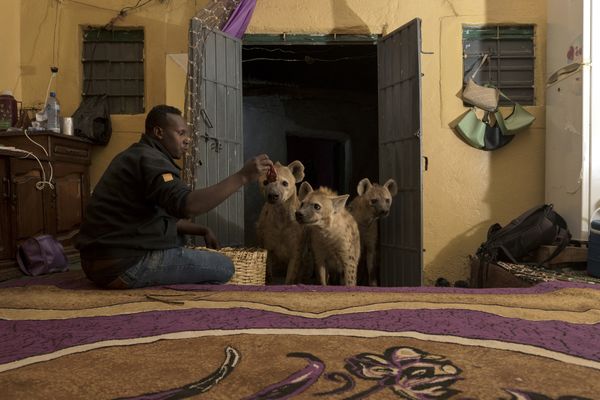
[{"left": 45, "top": 91, "right": 60, "bottom": 133}]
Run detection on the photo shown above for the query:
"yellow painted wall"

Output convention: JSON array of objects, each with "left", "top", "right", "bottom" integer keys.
[
  {"left": 16, "top": 0, "right": 206, "bottom": 185},
  {"left": 248, "top": 0, "right": 547, "bottom": 284},
  {"left": 4, "top": 0, "right": 547, "bottom": 284},
  {"left": 165, "top": 54, "right": 187, "bottom": 112},
  {"left": 0, "top": 0, "right": 22, "bottom": 99}
]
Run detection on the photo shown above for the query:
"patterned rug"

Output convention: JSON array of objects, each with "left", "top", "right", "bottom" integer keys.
[{"left": 0, "top": 271, "right": 599, "bottom": 399}]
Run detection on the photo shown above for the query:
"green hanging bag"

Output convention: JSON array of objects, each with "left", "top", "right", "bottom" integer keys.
[
  {"left": 455, "top": 109, "right": 514, "bottom": 151},
  {"left": 455, "top": 108, "right": 486, "bottom": 149},
  {"left": 494, "top": 94, "right": 535, "bottom": 135}
]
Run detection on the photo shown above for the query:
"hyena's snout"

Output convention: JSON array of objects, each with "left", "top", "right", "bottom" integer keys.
[
  {"left": 372, "top": 201, "right": 391, "bottom": 218},
  {"left": 295, "top": 210, "right": 305, "bottom": 223},
  {"left": 266, "top": 185, "right": 284, "bottom": 203},
  {"left": 378, "top": 209, "right": 390, "bottom": 218}
]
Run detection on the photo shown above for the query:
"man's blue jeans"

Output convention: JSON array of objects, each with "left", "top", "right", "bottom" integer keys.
[{"left": 114, "top": 247, "right": 234, "bottom": 288}]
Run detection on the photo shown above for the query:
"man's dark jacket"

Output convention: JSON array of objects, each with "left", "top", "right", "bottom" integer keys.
[{"left": 76, "top": 134, "right": 191, "bottom": 260}]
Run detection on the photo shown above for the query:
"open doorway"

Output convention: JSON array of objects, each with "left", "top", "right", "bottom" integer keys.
[
  {"left": 286, "top": 134, "right": 349, "bottom": 194},
  {"left": 242, "top": 40, "right": 379, "bottom": 249},
  {"left": 183, "top": 20, "right": 423, "bottom": 286}
]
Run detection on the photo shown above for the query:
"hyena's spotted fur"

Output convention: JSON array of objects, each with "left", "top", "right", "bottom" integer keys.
[
  {"left": 295, "top": 182, "right": 360, "bottom": 286},
  {"left": 348, "top": 178, "right": 398, "bottom": 286},
  {"left": 256, "top": 161, "right": 305, "bottom": 284}
]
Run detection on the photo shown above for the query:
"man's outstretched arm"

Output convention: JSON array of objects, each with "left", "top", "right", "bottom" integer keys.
[{"left": 183, "top": 154, "right": 272, "bottom": 216}]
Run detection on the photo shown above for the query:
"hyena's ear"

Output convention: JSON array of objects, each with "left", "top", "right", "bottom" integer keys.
[
  {"left": 287, "top": 160, "right": 305, "bottom": 183},
  {"left": 331, "top": 194, "right": 350, "bottom": 212},
  {"left": 298, "top": 181, "right": 313, "bottom": 201},
  {"left": 384, "top": 178, "right": 398, "bottom": 196},
  {"left": 357, "top": 178, "right": 372, "bottom": 196}
]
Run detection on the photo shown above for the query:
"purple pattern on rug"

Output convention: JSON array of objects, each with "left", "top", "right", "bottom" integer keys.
[
  {"left": 1, "top": 307, "right": 598, "bottom": 366},
  {"left": 242, "top": 353, "right": 324, "bottom": 400}
]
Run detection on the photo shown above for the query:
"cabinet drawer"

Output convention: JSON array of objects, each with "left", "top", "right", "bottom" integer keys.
[
  {"left": 52, "top": 140, "right": 91, "bottom": 164},
  {"left": 0, "top": 132, "right": 91, "bottom": 164}
]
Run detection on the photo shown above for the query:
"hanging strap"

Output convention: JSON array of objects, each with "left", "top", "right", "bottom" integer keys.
[
  {"left": 498, "top": 90, "right": 514, "bottom": 103},
  {"left": 537, "top": 227, "right": 570, "bottom": 266},
  {"left": 470, "top": 53, "right": 489, "bottom": 79}
]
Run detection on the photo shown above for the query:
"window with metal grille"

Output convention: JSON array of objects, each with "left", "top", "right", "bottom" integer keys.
[
  {"left": 82, "top": 28, "right": 144, "bottom": 114},
  {"left": 463, "top": 25, "right": 535, "bottom": 106}
]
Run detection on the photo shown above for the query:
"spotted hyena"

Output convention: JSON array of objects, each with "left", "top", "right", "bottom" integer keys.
[
  {"left": 295, "top": 182, "right": 360, "bottom": 286},
  {"left": 348, "top": 178, "right": 398, "bottom": 286},
  {"left": 256, "top": 160, "right": 306, "bottom": 284}
]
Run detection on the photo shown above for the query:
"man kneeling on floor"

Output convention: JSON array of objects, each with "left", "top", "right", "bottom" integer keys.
[{"left": 75, "top": 104, "right": 273, "bottom": 289}]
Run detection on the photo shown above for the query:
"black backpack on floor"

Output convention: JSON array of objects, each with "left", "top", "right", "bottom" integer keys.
[{"left": 476, "top": 204, "right": 571, "bottom": 265}]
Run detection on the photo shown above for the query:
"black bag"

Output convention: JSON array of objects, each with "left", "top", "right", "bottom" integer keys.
[
  {"left": 476, "top": 204, "right": 571, "bottom": 265},
  {"left": 482, "top": 113, "right": 514, "bottom": 150},
  {"left": 72, "top": 95, "right": 112, "bottom": 145}
]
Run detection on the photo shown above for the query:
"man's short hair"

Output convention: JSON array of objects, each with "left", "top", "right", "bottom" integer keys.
[{"left": 145, "top": 105, "right": 182, "bottom": 134}]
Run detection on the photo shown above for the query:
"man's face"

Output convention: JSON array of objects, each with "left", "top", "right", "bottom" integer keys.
[{"left": 156, "top": 113, "right": 190, "bottom": 159}]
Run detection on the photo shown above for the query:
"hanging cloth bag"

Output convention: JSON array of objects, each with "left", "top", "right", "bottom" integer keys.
[
  {"left": 455, "top": 109, "right": 514, "bottom": 151},
  {"left": 494, "top": 92, "right": 536, "bottom": 135},
  {"left": 455, "top": 108, "right": 486, "bottom": 149},
  {"left": 462, "top": 54, "right": 500, "bottom": 112},
  {"left": 72, "top": 95, "right": 112, "bottom": 145}
]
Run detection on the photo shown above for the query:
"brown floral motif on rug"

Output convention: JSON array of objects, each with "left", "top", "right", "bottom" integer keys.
[
  {"left": 243, "top": 346, "right": 462, "bottom": 399},
  {"left": 111, "top": 345, "right": 592, "bottom": 400},
  {"left": 342, "top": 346, "right": 462, "bottom": 399}
]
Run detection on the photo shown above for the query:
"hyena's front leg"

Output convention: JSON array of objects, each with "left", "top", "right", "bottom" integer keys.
[
  {"left": 284, "top": 256, "right": 299, "bottom": 284},
  {"left": 315, "top": 262, "right": 328, "bottom": 285},
  {"left": 315, "top": 254, "right": 327, "bottom": 286},
  {"left": 342, "top": 260, "right": 358, "bottom": 286},
  {"left": 365, "top": 244, "right": 377, "bottom": 286},
  {"left": 311, "top": 235, "right": 328, "bottom": 285},
  {"left": 265, "top": 252, "right": 275, "bottom": 284}
]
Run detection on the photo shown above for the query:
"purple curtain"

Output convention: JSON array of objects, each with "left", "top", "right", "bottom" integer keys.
[{"left": 221, "top": 0, "right": 257, "bottom": 38}]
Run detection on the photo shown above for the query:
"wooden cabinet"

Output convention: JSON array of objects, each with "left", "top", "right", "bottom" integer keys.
[
  {"left": 0, "top": 155, "right": 12, "bottom": 262},
  {"left": 0, "top": 132, "right": 91, "bottom": 280},
  {"left": 9, "top": 158, "right": 47, "bottom": 243}
]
